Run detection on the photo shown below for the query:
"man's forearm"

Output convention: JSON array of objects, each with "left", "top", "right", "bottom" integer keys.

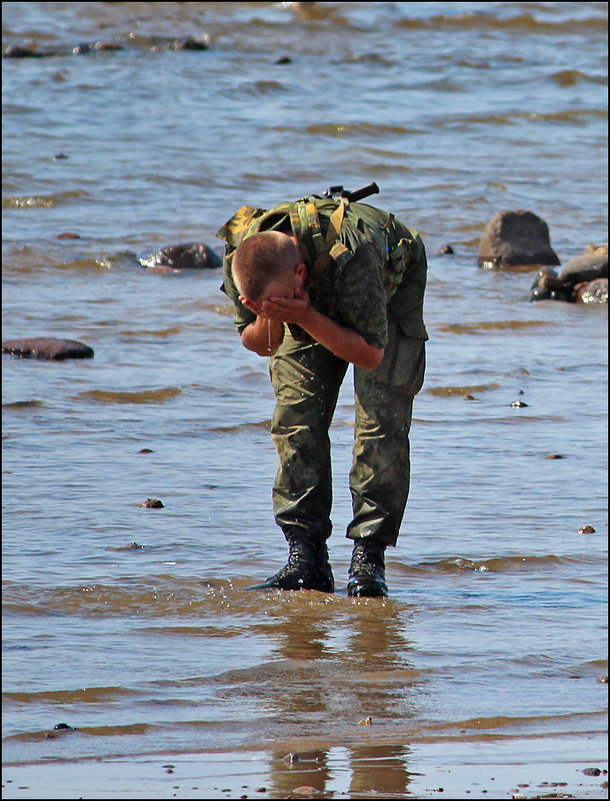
[
  {"left": 240, "top": 316, "right": 284, "bottom": 356},
  {"left": 299, "top": 307, "right": 384, "bottom": 369}
]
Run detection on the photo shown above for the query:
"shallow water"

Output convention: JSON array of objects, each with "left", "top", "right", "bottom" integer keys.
[{"left": 2, "top": 2, "right": 608, "bottom": 798}]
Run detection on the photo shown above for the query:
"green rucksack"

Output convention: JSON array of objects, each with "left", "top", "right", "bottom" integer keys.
[{"left": 217, "top": 195, "right": 415, "bottom": 300}]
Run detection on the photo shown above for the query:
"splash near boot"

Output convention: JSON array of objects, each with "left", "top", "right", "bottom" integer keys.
[
  {"left": 246, "top": 536, "right": 334, "bottom": 592},
  {"left": 347, "top": 540, "right": 388, "bottom": 598}
]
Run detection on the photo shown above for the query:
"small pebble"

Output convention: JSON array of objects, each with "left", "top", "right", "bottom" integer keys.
[
  {"left": 358, "top": 716, "right": 372, "bottom": 725},
  {"left": 140, "top": 498, "right": 164, "bottom": 508},
  {"left": 55, "top": 232, "right": 80, "bottom": 239},
  {"left": 583, "top": 768, "right": 602, "bottom": 776},
  {"left": 597, "top": 675, "right": 608, "bottom": 683},
  {"left": 437, "top": 244, "right": 454, "bottom": 255},
  {"left": 53, "top": 153, "right": 69, "bottom": 160},
  {"left": 139, "top": 448, "right": 154, "bottom": 453},
  {"left": 545, "top": 454, "right": 565, "bottom": 459},
  {"left": 511, "top": 400, "right": 528, "bottom": 407},
  {"left": 275, "top": 56, "right": 292, "bottom": 64},
  {"left": 577, "top": 525, "right": 595, "bottom": 534},
  {"left": 464, "top": 394, "right": 475, "bottom": 400}
]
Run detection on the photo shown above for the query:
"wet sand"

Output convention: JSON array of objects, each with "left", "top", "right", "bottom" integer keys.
[{"left": 3, "top": 733, "right": 608, "bottom": 799}]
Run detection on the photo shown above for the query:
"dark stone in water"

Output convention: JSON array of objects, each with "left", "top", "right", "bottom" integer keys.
[
  {"left": 139, "top": 498, "right": 164, "bottom": 508},
  {"left": 559, "top": 253, "right": 608, "bottom": 285},
  {"left": 54, "top": 723, "right": 75, "bottom": 730},
  {"left": 437, "top": 244, "right": 454, "bottom": 255},
  {"left": 3, "top": 45, "right": 51, "bottom": 58},
  {"left": 478, "top": 210, "right": 559, "bottom": 269},
  {"left": 529, "top": 269, "right": 575, "bottom": 303},
  {"left": 138, "top": 242, "right": 222, "bottom": 271},
  {"left": 171, "top": 37, "right": 209, "bottom": 51},
  {"left": 529, "top": 257, "right": 608, "bottom": 304},
  {"left": 577, "top": 277, "right": 608, "bottom": 305},
  {"left": 73, "top": 41, "right": 123, "bottom": 54},
  {"left": 2, "top": 337, "right": 94, "bottom": 360}
]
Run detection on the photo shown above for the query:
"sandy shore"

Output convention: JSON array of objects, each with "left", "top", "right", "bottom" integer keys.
[{"left": 3, "top": 734, "right": 608, "bottom": 799}]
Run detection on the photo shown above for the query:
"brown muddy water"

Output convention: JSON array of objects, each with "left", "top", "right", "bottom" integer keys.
[{"left": 2, "top": 2, "right": 608, "bottom": 798}]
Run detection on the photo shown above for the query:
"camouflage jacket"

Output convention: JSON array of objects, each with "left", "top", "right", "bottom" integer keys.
[{"left": 217, "top": 196, "right": 428, "bottom": 349}]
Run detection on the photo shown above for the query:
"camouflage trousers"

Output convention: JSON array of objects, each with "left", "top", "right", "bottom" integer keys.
[{"left": 268, "top": 313, "right": 426, "bottom": 547}]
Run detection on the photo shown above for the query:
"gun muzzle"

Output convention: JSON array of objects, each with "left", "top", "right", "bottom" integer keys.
[{"left": 343, "top": 182, "right": 380, "bottom": 203}]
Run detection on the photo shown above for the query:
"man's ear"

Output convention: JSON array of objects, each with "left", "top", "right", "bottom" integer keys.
[{"left": 295, "top": 261, "right": 307, "bottom": 283}]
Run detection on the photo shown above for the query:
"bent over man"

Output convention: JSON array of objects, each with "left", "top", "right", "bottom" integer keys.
[{"left": 217, "top": 189, "right": 427, "bottom": 597}]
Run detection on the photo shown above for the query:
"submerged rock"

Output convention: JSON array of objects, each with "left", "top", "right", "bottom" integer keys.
[
  {"left": 3, "top": 45, "right": 51, "bottom": 58},
  {"left": 2, "top": 337, "right": 94, "bottom": 360},
  {"left": 478, "top": 210, "right": 560, "bottom": 270},
  {"left": 138, "top": 242, "right": 222, "bottom": 272},
  {"left": 3, "top": 41, "right": 122, "bottom": 58},
  {"left": 559, "top": 253, "right": 608, "bottom": 285},
  {"left": 171, "top": 37, "right": 209, "bottom": 51},
  {"left": 577, "top": 277, "right": 608, "bottom": 304},
  {"left": 436, "top": 243, "right": 454, "bottom": 255},
  {"left": 139, "top": 498, "right": 164, "bottom": 508},
  {"left": 529, "top": 247, "right": 608, "bottom": 304}
]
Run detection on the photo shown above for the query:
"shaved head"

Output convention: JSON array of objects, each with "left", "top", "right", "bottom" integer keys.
[{"left": 232, "top": 231, "right": 302, "bottom": 301}]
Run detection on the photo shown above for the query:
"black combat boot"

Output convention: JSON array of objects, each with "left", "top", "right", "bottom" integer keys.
[
  {"left": 347, "top": 540, "right": 388, "bottom": 597},
  {"left": 246, "top": 536, "right": 334, "bottom": 592}
]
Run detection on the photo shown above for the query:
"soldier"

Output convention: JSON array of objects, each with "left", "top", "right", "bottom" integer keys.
[{"left": 218, "top": 188, "right": 427, "bottom": 597}]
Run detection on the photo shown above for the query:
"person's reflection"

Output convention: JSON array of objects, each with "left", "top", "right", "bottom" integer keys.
[
  {"left": 261, "top": 595, "right": 417, "bottom": 797},
  {"left": 348, "top": 743, "right": 411, "bottom": 797}
]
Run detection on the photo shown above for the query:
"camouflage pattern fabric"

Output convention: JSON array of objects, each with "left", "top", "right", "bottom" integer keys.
[
  {"left": 217, "top": 197, "right": 428, "bottom": 546},
  {"left": 218, "top": 197, "right": 428, "bottom": 344}
]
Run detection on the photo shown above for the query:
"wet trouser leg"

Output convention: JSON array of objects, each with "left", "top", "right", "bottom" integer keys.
[
  {"left": 348, "top": 317, "right": 426, "bottom": 547},
  {"left": 269, "top": 330, "right": 348, "bottom": 543}
]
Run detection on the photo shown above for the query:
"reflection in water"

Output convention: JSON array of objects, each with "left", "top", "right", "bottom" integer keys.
[
  {"left": 255, "top": 596, "right": 416, "bottom": 796},
  {"left": 269, "top": 742, "right": 412, "bottom": 798}
]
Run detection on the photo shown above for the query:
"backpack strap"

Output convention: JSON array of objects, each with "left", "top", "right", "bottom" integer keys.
[{"left": 288, "top": 196, "right": 349, "bottom": 278}]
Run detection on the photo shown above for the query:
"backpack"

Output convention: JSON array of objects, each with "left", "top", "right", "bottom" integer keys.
[{"left": 217, "top": 195, "right": 414, "bottom": 299}]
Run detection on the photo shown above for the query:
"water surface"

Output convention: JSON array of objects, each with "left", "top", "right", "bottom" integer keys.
[{"left": 2, "top": 2, "right": 607, "bottom": 797}]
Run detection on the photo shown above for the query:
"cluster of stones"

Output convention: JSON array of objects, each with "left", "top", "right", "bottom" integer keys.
[
  {"left": 2, "top": 38, "right": 208, "bottom": 58},
  {"left": 476, "top": 210, "right": 607, "bottom": 304}
]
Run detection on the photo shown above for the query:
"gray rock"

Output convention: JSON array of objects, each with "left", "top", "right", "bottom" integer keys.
[
  {"left": 558, "top": 253, "right": 608, "bottom": 285},
  {"left": 2, "top": 337, "right": 94, "bottom": 360},
  {"left": 138, "top": 242, "right": 222, "bottom": 271},
  {"left": 577, "top": 277, "right": 608, "bottom": 305},
  {"left": 478, "top": 210, "right": 560, "bottom": 269}
]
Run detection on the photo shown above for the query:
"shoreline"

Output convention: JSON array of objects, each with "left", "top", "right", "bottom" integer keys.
[{"left": 3, "top": 732, "right": 608, "bottom": 799}]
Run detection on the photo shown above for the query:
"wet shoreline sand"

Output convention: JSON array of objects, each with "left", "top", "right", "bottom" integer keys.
[{"left": 3, "top": 732, "right": 608, "bottom": 799}]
